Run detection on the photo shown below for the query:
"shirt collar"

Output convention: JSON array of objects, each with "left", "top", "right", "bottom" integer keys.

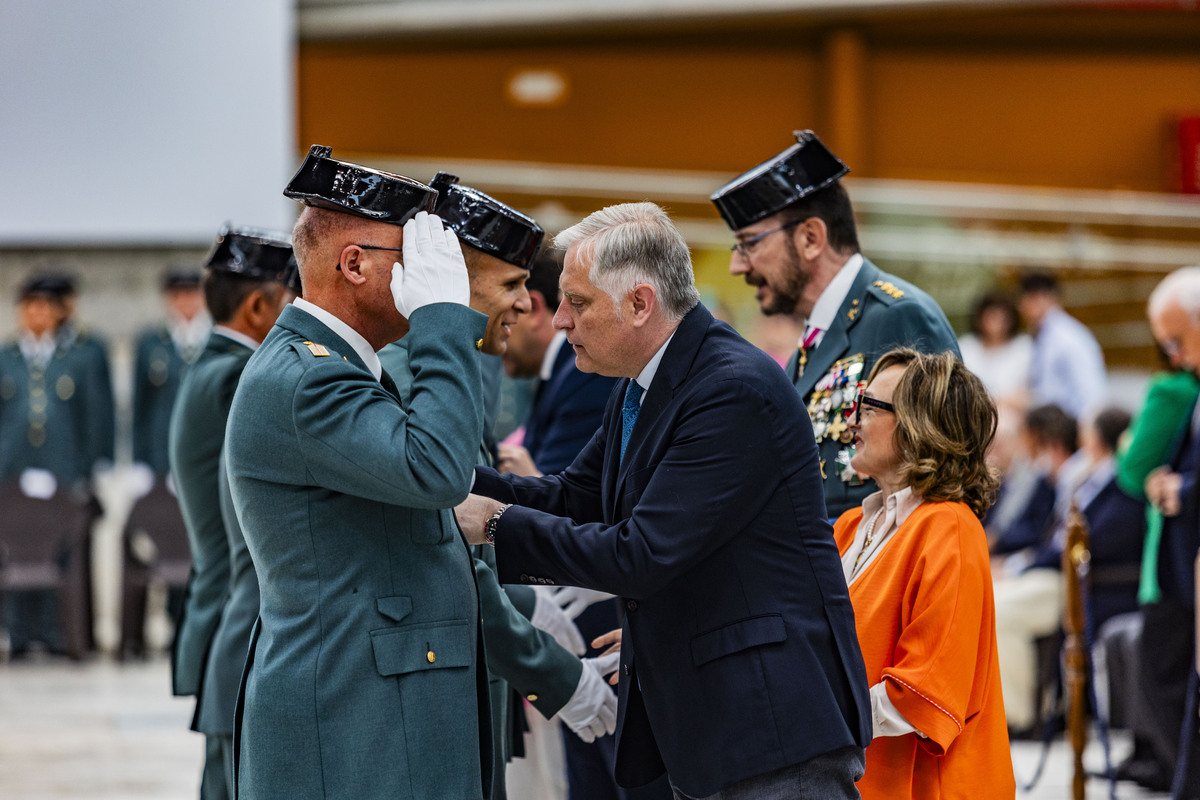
[
  {"left": 540, "top": 330, "right": 568, "bottom": 381},
  {"left": 805, "top": 253, "right": 864, "bottom": 335},
  {"left": 293, "top": 297, "right": 382, "bottom": 381},
  {"left": 211, "top": 325, "right": 262, "bottom": 352},
  {"left": 860, "top": 484, "right": 923, "bottom": 529},
  {"left": 632, "top": 329, "right": 678, "bottom": 405}
]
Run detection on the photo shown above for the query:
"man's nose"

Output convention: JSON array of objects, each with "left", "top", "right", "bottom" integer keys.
[
  {"left": 552, "top": 300, "right": 571, "bottom": 330},
  {"left": 729, "top": 251, "right": 750, "bottom": 276}
]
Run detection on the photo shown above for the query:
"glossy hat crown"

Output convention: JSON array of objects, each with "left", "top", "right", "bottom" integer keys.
[
  {"left": 284, "top": 145, "right": 436, "bottom": 225},
  {"left": 18, "top": 272, "right": 75, "bottom": 302},
  {"left": 430, "top": 173, "right": 544, "bottom": 268},
  {"left": 162, "top": 268, "right": 202, "bottom": 291},
  {"left": 710, "top": 130, "right": 850, "bottom": 230},
  {"left": 204, "top": 224, "right": 295, "bottom": 282}
]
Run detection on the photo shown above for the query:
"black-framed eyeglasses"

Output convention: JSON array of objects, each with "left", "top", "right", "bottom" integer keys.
[
  {"left": 853, "top": 392, "right": 895, "bottom": 425},
  {"left": 335, "top": 244, "right": 404, "bottom": 271},
  {"left": 729, "top": 219, "right": 802, "bottom": 259}
]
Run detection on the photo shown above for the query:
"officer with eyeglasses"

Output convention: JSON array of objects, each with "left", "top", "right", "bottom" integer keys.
[{"left": 712, "top": 130, "right": 959, "bottom": 518}]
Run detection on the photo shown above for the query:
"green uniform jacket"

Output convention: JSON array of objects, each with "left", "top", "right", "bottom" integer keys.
[
  {"left": 168, "top": 331, "right": 253, "bottom": 698},
  {"left": 787, "top": 259, "right": 960, "bottom": 517},
  {"left": 227, "top": 302, "right": 494, "bottom": 800},
  {"left": 194, "top": 448, "right": 259, "bottom": 738},
  {"left": 0, "top": 334, "right": 113, "bottom": 484},
  {"left": 380, "top": 340, "right": 583, "bottom": 800},
  {"left": 133, "top": 325, "right": 199, "bottom": 476}
]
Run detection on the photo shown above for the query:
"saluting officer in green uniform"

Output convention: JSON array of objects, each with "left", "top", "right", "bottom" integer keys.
[
  {"left": 168, "top": 226, "right": 294, "bottom": 800},
  {"left": 712, "top": 131, "right": 960, "bottom": 517},
  {"left": 132, "top": 269, "right": 210, "bottom": 480},
  {"left": 379, "top": 173, "right": 617, "bottom": 800},
  {"left": 227, "top": 146, "right": 494, "bottom": 800},
  {"left": 0, "top": 274, "right": 113, "bottom": 656}
]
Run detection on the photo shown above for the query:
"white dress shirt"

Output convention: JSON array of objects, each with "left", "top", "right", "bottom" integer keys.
[
  {"left": 632, "top": 329, "right": 678, "bottom": 405},
  {"left": 211, "top": 325, "right": 261, "bottom": 353},
  {"left": 540, "top": 330, "right": 568, "bottom": 381},
  {"left": 800, "top": 253, "right": 864, "bottom": 349},
  {"left": 293, "top": 297, "right": 382, "bottom": 381}
]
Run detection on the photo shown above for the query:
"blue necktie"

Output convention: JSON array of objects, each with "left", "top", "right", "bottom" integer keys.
[{"left": 620, "top": 380, "right": 645, "bottom": 463}]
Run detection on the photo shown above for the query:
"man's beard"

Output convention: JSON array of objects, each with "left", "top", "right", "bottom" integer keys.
[{"left": 760, "top": 235, "right": 809, "bottom": 316}]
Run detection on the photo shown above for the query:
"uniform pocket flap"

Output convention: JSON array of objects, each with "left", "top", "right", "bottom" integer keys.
[
  {"left": 690, "top": 614, "right": 787, "bottom": 666},
  {"left": 370, "top": 618, "right": 472, "bottom": 677},
  {"left": 376, "top": 595, "right": 413, "bottom": 622}
]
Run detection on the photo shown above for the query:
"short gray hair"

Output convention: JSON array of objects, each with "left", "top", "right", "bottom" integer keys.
[
  {"left": 553, "top": 202, "right": 700, "bottom": 321},
  {"left": 1149, "top": 266, "right": 1200, "bottom": 323}
]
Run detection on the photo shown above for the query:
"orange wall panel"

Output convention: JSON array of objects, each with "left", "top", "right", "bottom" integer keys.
[
  {"left": 868, "top": 49, "right": 1200, "bottom": 190},
  {"left": 299, "top": 43, "right": 819, "bottom": 171}
]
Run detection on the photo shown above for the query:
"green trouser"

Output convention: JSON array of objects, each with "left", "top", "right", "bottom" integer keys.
[{"left": 200, "top": 734, "right": 230, "bottom": 800}]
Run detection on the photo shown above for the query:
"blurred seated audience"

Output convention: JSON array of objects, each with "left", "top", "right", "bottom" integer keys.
[
  {"left": 992, "top": 404, "right": 1140, "bottom": 734},
  {"left": 958, "top": 291, "right": 1031, "bottom": 408}
]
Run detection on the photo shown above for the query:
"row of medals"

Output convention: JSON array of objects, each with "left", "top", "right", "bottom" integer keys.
[{"left": 806, "top": 354, "right": 866, "bottom": 484}]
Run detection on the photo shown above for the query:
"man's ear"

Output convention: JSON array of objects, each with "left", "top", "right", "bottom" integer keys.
[
  {"left": 338, "top": 245, "right": 368, "bottom": 286},
  {"left": 629, "top": 284, "right": 657, "bottom": 327},
  {"left": 796, "top": 217, "right": 828, "bottom": 262}
]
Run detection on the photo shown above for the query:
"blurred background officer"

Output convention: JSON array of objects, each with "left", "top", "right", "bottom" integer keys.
[
  {"left": 712, "top": 131, "right": 959, "bottom": 520},
  {"left": 496, "top": 253, "right": 666, "bottom": 800},
  {"left": 168, "top": 226, "right": 293, "bottom": 800},
  {"left": 0, "top": 273, "right": 114, "bottom": 658},
  {"left": 54, "top": 274, "right": 117, "bottom": 482},
  {"left": 132, "top": 268, "right": 209, "bottom": 483},
  {"left": 380, "top": 173, "right": 617, "bottom": 800},
  {"left": 120, "top": 267, "right": 208, "bottom": 659}
]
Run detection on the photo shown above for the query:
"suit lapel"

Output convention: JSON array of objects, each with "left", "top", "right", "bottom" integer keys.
[{"left": 794, "top": 260, "right": 880, "bottom": 398}]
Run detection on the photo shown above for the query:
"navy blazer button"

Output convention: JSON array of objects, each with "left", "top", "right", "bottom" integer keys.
[
  {"left": 626, "top": 600, "right": 638, "bottom": 611},
  {"left": 520, "top": 573, "right": 530, "bottom": 582}
]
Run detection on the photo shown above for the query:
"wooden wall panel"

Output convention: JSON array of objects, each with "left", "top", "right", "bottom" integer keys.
[
  {"left": 299, "top": 43, "right": 819, "bottom": 171},
  {"left": 868, "top": 49, "right": 1200, "bottom": 191}
]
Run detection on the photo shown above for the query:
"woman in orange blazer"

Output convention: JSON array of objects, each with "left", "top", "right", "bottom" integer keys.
[{"left": 836, "top": 348, "right": 1015, "bottom": 799}]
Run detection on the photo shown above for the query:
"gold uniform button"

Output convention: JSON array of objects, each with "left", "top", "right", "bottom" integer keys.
[
  {"left": 426, "top": 650, "right": 436, "bottom": 663},
  {"left": 526, "top": 694, "right": 538, "bottom": 702},
  {"left": 475, "top": 338, "right": 484, "bottom": 350}
]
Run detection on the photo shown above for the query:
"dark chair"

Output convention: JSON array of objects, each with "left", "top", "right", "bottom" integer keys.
[
  {"left": 0, "top": 482, "right": 95, "bottom": 659},
  {"left": 119, "top": 479, "right": 191, "bottom": 658}
]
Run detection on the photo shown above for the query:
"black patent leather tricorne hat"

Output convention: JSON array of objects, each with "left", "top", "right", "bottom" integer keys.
[
  {"left": 711, "top": 130, "right": 850, "bottom": 230},
  {"left": 285, "top": 145, "right": 436, "bottom": 225},
  {"left": 204, "top": 224, "right": 294, "bottom": 282},
  {"left": 430, "top": 172, "right": 544, "bottom": 269}
]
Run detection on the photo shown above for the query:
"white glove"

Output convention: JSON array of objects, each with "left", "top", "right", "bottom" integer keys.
[
  {"left": 558, "top": 654, "right": 619, "bottom": 743},
  {"left": 128, "top": 462, "right": 156, "bottom": 500},
  {"left": 532, "top": 586, "right": 586, "bottom": 656},
  {"left": 551, "top": 586, "right": 615, "bottom": 620},
  {"left": 391, "top": 211, "right": 470, "bottom": 318}
]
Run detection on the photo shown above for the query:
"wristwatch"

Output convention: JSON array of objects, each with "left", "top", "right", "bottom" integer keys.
[{"left": 485, "top": 504, "right": 512, "bottom": 545}]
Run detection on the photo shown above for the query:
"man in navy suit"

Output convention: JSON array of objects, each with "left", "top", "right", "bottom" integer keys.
[
  {"left": 458, "top": 202, "right": 871, "bottom": 799},
  {"left": 498, "top": 256, "right": 670, "bottom": 800}
]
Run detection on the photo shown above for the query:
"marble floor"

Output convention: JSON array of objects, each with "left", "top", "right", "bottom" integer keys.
[{"left": 0, "top": 656, "right": 1174, "bottom": 799}]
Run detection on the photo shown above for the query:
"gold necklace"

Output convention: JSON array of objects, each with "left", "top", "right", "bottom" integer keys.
[{"left": 853, "top": 507, "right": 886, "bottom": 574}]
